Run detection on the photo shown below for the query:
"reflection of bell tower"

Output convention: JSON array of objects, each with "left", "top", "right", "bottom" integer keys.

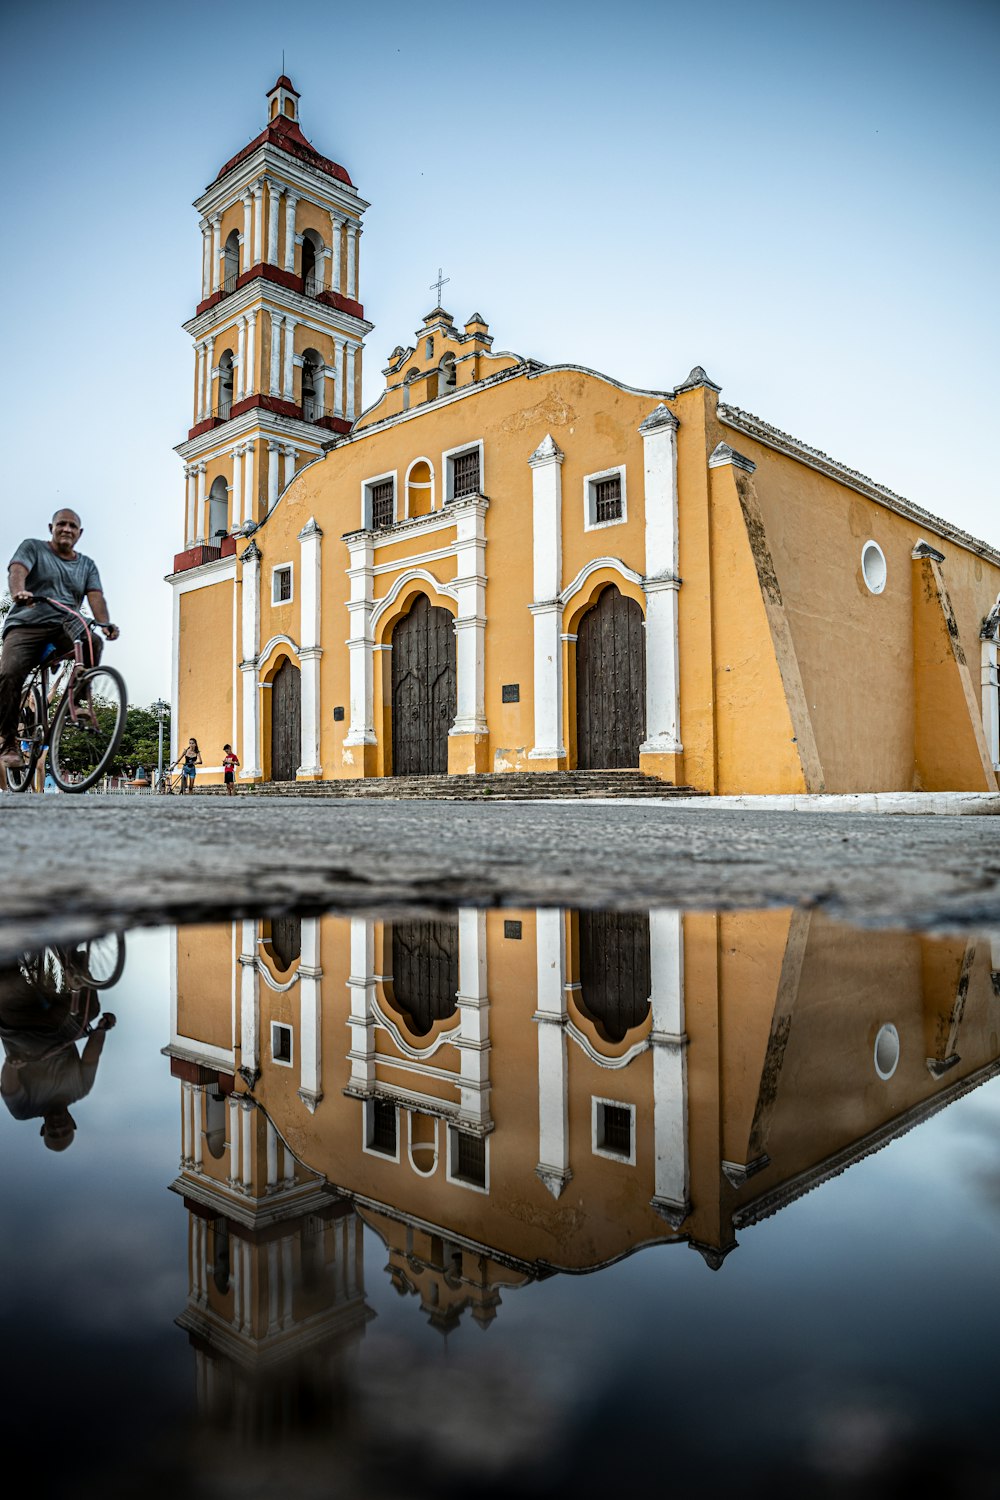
[
  {"left": 168, "top": 1058, "right": 373, "bottom": 1434},
  {"left": 173, "top": 77, "right": 373, "bottom": 568}
]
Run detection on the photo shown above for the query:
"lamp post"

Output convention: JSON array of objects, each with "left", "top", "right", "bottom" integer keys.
[{"left": 154, "top": 699, "right": 170, "bottom": 791}]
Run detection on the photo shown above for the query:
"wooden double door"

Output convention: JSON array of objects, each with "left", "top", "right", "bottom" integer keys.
[
  {"left": 576, "top": 585, "right": 646, "bottom": 769},
  {"left": 391, "top": 594, "right": 456, "bottom": 776},
  {"left": 270, "top": 658, "right": 301, "bottom": 782}
]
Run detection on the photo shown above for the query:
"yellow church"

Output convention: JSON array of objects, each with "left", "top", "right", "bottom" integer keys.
[{"left": 170, "top": 78, "right": 1000, "bottom": 795}]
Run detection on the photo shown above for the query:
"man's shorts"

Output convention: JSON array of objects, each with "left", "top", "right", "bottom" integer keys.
[{"left": 224, "top": 771, "right": 234, "bottom": 784}]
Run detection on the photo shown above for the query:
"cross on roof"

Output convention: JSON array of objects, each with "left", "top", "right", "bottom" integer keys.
[{"left": 430, "top": 267, "right": 450, "bottom": 307}]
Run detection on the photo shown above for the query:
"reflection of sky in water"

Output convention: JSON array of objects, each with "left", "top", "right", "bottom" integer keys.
[{"left": 1, "top": 923, "right": 998, "bottom": 1496}]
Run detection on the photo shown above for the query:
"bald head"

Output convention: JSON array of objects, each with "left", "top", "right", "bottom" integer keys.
[{"left": 51, "top": 508, "right": 81, "bottom": 527}]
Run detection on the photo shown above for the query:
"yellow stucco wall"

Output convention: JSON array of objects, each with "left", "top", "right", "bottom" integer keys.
[{"left": 176, "top": 574, "right": 235, "bottom": 780}]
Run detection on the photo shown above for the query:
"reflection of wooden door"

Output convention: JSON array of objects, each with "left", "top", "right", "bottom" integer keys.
[
  {"left": 576, "top": 586, "right": 646, "bottom": 769},
  {"left": 391, "top": 919, "right": 459, "bottom": 1036},
  {"left": 391, "top": 594, "right": 455, "bottom": 776},
  {"left": 578, "top": 910, "right": 651, "bottom": 1042},
  {"left": 270, "top": 659, "right": 301, "bottom": 782}
]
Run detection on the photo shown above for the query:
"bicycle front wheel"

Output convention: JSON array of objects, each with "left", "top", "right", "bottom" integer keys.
[
  {"left": 5, "top": 684, "right": 45, "bottom": 793},
  {"left": 49, "top": 667, "right": 128, "bottom": 792},
  {"left": 70, "top": 932, "right": 126, "bottom": 989}
]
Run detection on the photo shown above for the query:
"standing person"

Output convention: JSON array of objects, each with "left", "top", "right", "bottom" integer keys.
[
  {"left": 0, "top": 509, "right": 120, "bottom": 769},
  {"left": 172, "top": 737, "right": 202, "bottom": 793},
  {"left": 222, "top": 743, "right": 240, "bottom": 796}
]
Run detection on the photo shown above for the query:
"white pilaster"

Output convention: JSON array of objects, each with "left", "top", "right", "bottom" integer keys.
[
  {"left": 266, "top": 181, "right": 282, "bottom": 264},
  {"left": 456, "top": 909, "right": 491, "bottom": 1129},
  {"left": 297, "top": 518, "right": 323, "bottom": 777},
  {"left": 298, "top": 918, "right": 323, "bottom": 1110},
  {"left": 450, "top": 497, "right": 489, "bottom": 741},
  {"left": 316, "top": 246, "right": 330, "bottom": 294},
  {"left": 185, "top": 466, "right": 196, "bottom": 546},
  {"left": 244, "top": 311, "right": 255, "bottom": 397},
  {"left": 235, "top": 316, "right": 246, "bottom": 402},
  {"left": 239, "top": 919, "right": 260, "bottom": 1082},
  {"left": 252, "top": 182, "right": 264, "bottom": 266},
  {"left": 195, "top": 462, "right": 207, "bottom": 544},
  {"left": 333, "top": 336, "right": 345, "bottom": 417},
  {"left": 649, "top": 910, "right": 689, "bottom": 1226},
  {"left": 267, "top": 442, "right": 281, "bottom": 508},
  {"left": 266, "top": 1118, "right": 279, "bottom": 1189},
  {"left": 283, "top": 316, "right": 297, "bottom": 400},
  {"left": 527, "top": 435, "right": 566, "bottom": 761},
  {"left": 283, "top": 445, "right": 297, "bottom": 491},
  {"left": 534, "top": 909, "right": 571, "bottom": 1198},
  {"left": 200, "top": 220, "right": 211, "bottom": 299},
  {"left": 347, "top": 918, "right": 376, "bottom": 1092},
  {"left": 241, "top": 192, "right": 252, "bottom": 272},
  {"left": 983, "top": 632, "right": 1000, "bottom": 769},
  {"left": 240, "top": 542, "right": 262, "bottom": 777},
  {"left": 345, "top": 342, "right": 357, "bottom": 420},
  {"left": 346, "top": 221, "right": 358, "bottom": 299},
  {"left": 240, "top": 1097, "right": 254, "bottom": 1189},
  {"left": 242, "top": 441, "right": 255, "bottom": 526},
  {"left": 269, "top": 312, "right": 283, "bottom": 396},
  {"left": 283, "top": 191, "right": 299, "bottom": 272},
  {"left": 330, "top": 214, "right": 343, "bottom": 293},
  {"left": 196, "top": 342, "right": 207, "bottom": 420},
  {"left": 210, "top": 214, "right": 221, "bottom": 291},
  {"left": 231, "top": 445, "right": 243, "bottom": 529},
  {"left": 345, "top": 533, "right": 376, "bottom": 755},
  {"left": 228, "top": 1095, "right": 240, "bottom": 1184},
  {"left": 639, "top": 404, "right": 683, "bottom": 757}
]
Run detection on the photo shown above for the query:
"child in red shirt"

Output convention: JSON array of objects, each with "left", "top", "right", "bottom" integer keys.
[{"left": 222, "top": 744, "right": 240, "bottom": 796}]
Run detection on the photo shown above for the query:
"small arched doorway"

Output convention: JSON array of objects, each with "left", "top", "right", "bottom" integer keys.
[
  {"left": 391, "top": 594, "right": 455, "bottom": 776},
  {"left": 301, "top": 348, "right": 323, "bottom": 421},
  {"left": 217, "top": 349, "right": 234, "bottom": 418},
  {"left": 301, "top": 229, "right": 323, "bottom": 295},
  {"left": 223, "top": 229, "right": 240, "bottom": 291},
  {"left": 270, "top": 657, "right": 301, "bottom": 782},
  {"left": 207, "top": 476, "right": 229, "bottom": 542},
  {"left": 576, "top": 585, "right": 646, "bottom": 769}
]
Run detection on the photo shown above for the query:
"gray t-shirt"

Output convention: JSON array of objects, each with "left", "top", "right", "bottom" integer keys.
[{"left": 4, "top": 538, "right": 102, "bottom": 636}]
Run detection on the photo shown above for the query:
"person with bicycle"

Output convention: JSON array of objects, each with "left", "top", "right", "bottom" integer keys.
[{"left": 0, "top": 509, "right": 119, "bottom": 769}]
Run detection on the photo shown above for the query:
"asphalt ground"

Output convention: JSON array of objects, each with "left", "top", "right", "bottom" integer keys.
[{"left": 1, "top": 794, "right": 998, "bottom": 959}]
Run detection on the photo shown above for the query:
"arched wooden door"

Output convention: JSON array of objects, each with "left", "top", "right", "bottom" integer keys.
[
  {"left": 390, "top": 919, "right": 459, "bottom": 1037},
  {"left": 391, "top": 594, "right": 456, "bottom": 776},
  {"left": 270, "top": 658, "right": 301, "bottom": 782},
  {"left": 578, "top": 910, "right": 651, "bottom": 1042},
  {"left": 576, "top": 586, "right": 646, "bottom": 768}
]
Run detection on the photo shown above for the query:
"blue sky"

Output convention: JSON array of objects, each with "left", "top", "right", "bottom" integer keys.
[{"left": 2, "top": 0, "right": 997, "bottom": 704}]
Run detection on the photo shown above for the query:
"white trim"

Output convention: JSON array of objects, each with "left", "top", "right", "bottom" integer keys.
[
  {"left": 371, "top": 995, "right": 461, "bottom": 1059},
  {"left": 591, "top": 1096, "right": 637, "bottom": 1165},
  {"left": 258, "top": 632, "right": 301, "bottom": 664},
  {"left": 271, "top": 561, "right": 294, "bottom": 606},
  {"left": 369, "top": 569, "right": 459, "bottom": 632},
  {"left": 270, "top": 1020, "right": 294, "bottom": 1068},
  {"left": 361, "top": 468, "right": 397, "bottom": 530},
  {"left": 559, "top": 555, "right": 644, "bottom": 607},
  {"left": 566, "top": 1023, "right": 649, "bottom": 1069},
  {"left": 982, "top": 631, "right": 1000, "bottom": 771},
  {"left": 404, "top": 455, "right": 436, "bottom": 517},
  {"left": 194, "top": 145, "right": 369, "bottom": 230},
  {"left": 861, "top": 539, "right": 887, "bottom": 595},
  {"left": 446, "top": 1125, "right": 490, "bottom": 1194},
  {"left": 583, "top": 464, "right": 627, "bottom": 532},
  {"left": 874, "top": 1023, "right": 900, "bottom": 1080},
  {"left": 442, "top": 437, "right": 485, "bottom": 504},
  {"left": 407, "top": 1112, "right": 440, "bottom": 1176}
]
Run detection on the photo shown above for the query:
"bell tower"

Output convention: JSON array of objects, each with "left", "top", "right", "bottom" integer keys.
[{"left": 173, "top": 78, "right": 373, "bottom": 569}]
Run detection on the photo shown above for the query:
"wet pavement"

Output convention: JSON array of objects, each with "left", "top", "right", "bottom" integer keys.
[{"left": 1, "top": 796, "right": 999, "bottom": 961}]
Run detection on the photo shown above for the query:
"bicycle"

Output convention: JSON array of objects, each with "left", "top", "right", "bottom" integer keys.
[
  {"left": 5, "top": 598, "right": 127, "bottom": 794},
  {"left": 18, "top": 932, "right": 127, "bottom": 996}
]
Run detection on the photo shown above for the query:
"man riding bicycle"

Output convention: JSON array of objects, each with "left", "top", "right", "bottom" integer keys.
[{"left": 0, "top": 509, "right": 120, "bottom": 769}]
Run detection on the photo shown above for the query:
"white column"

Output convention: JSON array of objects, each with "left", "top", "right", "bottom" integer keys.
[
  {"left": 298, "top": 918, "right": 323, "bottom": 1110},
  {"left": 196, "top": 342, "right": 207, "bottom": 420},
  {"left": 346, "top": 918, "right": 376, "bottom": 1093},
  {"left": 200, "top": 220, "right": 211, "bottom": 298},
  {"left": 346, "top": 222, "right": 358, "bottom": 299},
  {"left": 345, "top": 342, "right": 357, "bottom": 421},
  {"left": 235, "top": 317, "right": 246, "bottom": 402},
  {"left": 181, "top": 1081, "right": 193, "bottom": 1165},
  {"left": 333, "top": 337, "right": 345, "bottom": 417},
  {"left": 982, "top": 634, "right": 999, "bottom": 769},
  {"left": 240, "top": 543, "right": 262, "bottom": 776},
  {"left": 269, "top": 312, "right": 283, "bottom": 396},
  {"left": 283, "top": 317, "right": 297, "bottom": 400},
  {"left": 241, "top": 192, "right": 252, "bottom": 271},
  {"left": 297, "top": 519, "right": 323, "bottom": 777},
  {"left": 239, "top": 918, "right": 260, "bottom": 1083},
  {"left": 266, "top": 181, "right": 282, "bottom": 264},
  {"left": 195, "top": 462, "right": 207, "bottom": 544},
  {"left": 210, "top": 214, "right": 222, "bottom": 291},
  {"left": 267, "top": 442, "right": 281, "bottom": 508},
  {"left": 266, "top": 1118, "right": 279, "bottom": 1190},
  {"left": 232, "top": 445, "right": 243, "bottom": 527},
  {"left": 639, "top": 403, "right": 683, "bottom": 757},
  {"left": 528, "top": 435, "right": 566, "bottom": 761},
  {"left": 330, "top": 214, "right": 343, "bottom": 293},
  {"left": 316, "top": 247, "right": 330, "bottom": 294},
  {"left": 242, "top": 441, "right": 255, "bottom": 526},
  {"left": 244, "top": 311, "right": 256, "bottom": 397},
  {"left": 185, "top": 466, "right": 197, "bottom": 546},
  {"left": 283, "top": 191, "right": 299, "bottom": 272},
  {"left": 192, "top": 1088, "right": 204, "bottom": 1171},
  {"left": 240, "top": 1097, "right": 254, "bottom": 1189},
  {"left": 534, "top": 908, "right": 571, "bottom": 1198},
  {"left": 449, "top": 498, "right": 488, "bottom": 741},
  {"left": 283, "top": 446, "right": 297, "bottom": 491},
  {"left": 345, "top": 534, "right": 376, "bottom": 757},
  {"left": 649, "top": 909, "right": 689, "bottom": 1226},
  {"left": 252, "top": 183, "right": 264, "bottom": 266},
  {"left": 456, "top": 909, "right": 491, "bottom": 1129},
  {"left": 228, "top": 1096, "right": 240, "bottom": 1184}
]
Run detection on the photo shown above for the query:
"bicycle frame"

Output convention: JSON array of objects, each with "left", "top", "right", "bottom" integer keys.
[{"left": 14, "top": 627, "right": 105, "bottom": 789}]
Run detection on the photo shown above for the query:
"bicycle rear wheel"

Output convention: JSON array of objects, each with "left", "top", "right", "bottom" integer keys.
[
  {"left": 49, "top": 666, "right": 127, "bottom": 793},
  {"left": 69, "top": 932, "right": 126, "bottom": 989},
  {"left": 5, "top": 684, "right": 45, "bottom": 793}
]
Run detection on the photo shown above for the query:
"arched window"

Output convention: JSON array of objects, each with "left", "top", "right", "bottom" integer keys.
[
  {"left": 439, "top": 353, "right": 457, "bottom": 393},
  {"left": 402, "top": 368, "right": 420, "bottom": 412},
  {"left": 218, "top": 349, "right": 234, "bottom": 419},
  {"left": 223, "top": 229, "right": 240, "bottom": 293},
  {"left": 301, "top": 348, "right": 324, "bottom": 422},
  {"left": 205, "top": 1092, "right": 227, "bottom": 1159},
  {"left": 208, "top": 476, "right": 229, "bottom": 541},
  {"left": 301, "top": 229, "right": 324, "bottom": 296},
  {"left": 390, "top": 919, "right": 458, "bottom": 1037},
  {"left": 405, "top": 459, "right": 433, "bottom": 518}
]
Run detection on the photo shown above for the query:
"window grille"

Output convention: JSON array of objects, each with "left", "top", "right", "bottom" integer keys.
[
  {"left": 371, "top": 480, "right": 394, "bottom": 529},
  {"left": 274, "top": 568, "right": 292, "bottom": 603},
  {"left": 594, "top": 475, "right": 622, "bottom": 523},
  {"left": 600, "top": 1103, "right": 631, "bottom": 1156},
  {"left": 455, "top": 1130, "right": 486, "bottom": 1187},
  {"left": 370, "top": 1099, "right": 397, "bottom": 1155},
  {"left": 451, "top": 449, "right": 480, "bottom": 499}
]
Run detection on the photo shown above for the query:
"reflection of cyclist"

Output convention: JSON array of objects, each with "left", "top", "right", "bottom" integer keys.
[
  {"left": 0, "top": 964, "right": 115, "bottom": 1151},
  {"left": 0, "top": 509, "right": 120, "bottom": 770}
]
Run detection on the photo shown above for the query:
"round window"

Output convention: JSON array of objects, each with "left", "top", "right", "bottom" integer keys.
[
  {"left": 874, "top": 1023, "right": 900, "bottom": 1080},
  {"left": 862, "top": 540, "right": 887, "bottom": 595}
]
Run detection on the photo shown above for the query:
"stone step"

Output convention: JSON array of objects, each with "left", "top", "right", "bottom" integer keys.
[{"left": 193, "top": 770, "right": 702, "bottom": 800}]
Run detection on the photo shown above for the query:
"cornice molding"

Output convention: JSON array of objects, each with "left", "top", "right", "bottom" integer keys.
[
  {"left": 194, "top": 143, "right": 369, "bottom": 220},
  {"left": 183, "top": 276, "right": 373, "bottom": 341}
]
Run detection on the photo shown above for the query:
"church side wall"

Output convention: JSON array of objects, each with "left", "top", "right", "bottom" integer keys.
[{"left": 175, "top": 573, "right": 236, "bottom": 783}]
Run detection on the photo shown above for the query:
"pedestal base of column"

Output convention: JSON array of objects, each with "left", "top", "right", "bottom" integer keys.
[
  {"left": 448, "top": 732, "right": 490, "bottom": 774},
  {"left": 341, "top": 740, "right": 378, "bottom": 777},
  {"left": 295, "top": 766, "right": 324, "bottom": 782},
  {"left": 297, "top": 1088, "right": 323, "bottom": 1113},
  {"left": 639, "top": 747, "right": 685, "bottom": 784},
  {"left": 536, "top": 1164, "right": 572, "bottom": 1200},
  {"left": 526, "top": 750, "right": 567, "bottom": 772},
  {"left": 649, "top": 1194, "right": 691, "bottom": 1230}
]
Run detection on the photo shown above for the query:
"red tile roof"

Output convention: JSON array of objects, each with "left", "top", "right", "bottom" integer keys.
[
  {"left": 270, "top": 75, "right": 300, "bottom": 96},
  {"left": 211, "top": 115, "right": 353, "bottom": 188}
]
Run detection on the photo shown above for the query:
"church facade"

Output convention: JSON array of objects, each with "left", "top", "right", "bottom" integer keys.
[{"left": 169, "top": 80, "right": 1000, "bottom": 794}]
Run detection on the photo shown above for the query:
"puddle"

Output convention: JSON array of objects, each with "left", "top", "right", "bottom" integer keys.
[{"left": 2, "top": 908, "right": 999, "bottom": 1497}]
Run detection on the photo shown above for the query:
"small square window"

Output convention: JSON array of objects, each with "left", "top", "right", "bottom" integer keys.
[
  {"left": 272, "top": 565, "right": 293, "bottom": 604},
  {"left": 584, "top": 467, "right": 627, "bottom": 531},
  {"left": 503, "top": 919, "right": 522, "bottom": 940},
  {"left": 363, "top": 473, "right": 396, "bottom": 531},
  {"left": 502, "top": 683, "right": 520, "bottom": 703},
  {"left": 445, "top": 443, "right": 483, "bottom": 502},
  {"left": 452, "top": 1130, "right": 487, "bottom": 1187},
  {"left": 592, "top": 1097, "right": 635, "bottom": 1163},
  {"left": 367, "top": 1098, "right": 398, "bottom": 1156},
  {"left": 271, "top": 1021, "right": 293, "bottom": 1066}
]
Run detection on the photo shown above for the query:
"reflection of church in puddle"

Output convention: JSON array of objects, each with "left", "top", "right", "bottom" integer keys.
[{"left": 165, "top": 908, "right": 1000, "bottom": 1416}]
